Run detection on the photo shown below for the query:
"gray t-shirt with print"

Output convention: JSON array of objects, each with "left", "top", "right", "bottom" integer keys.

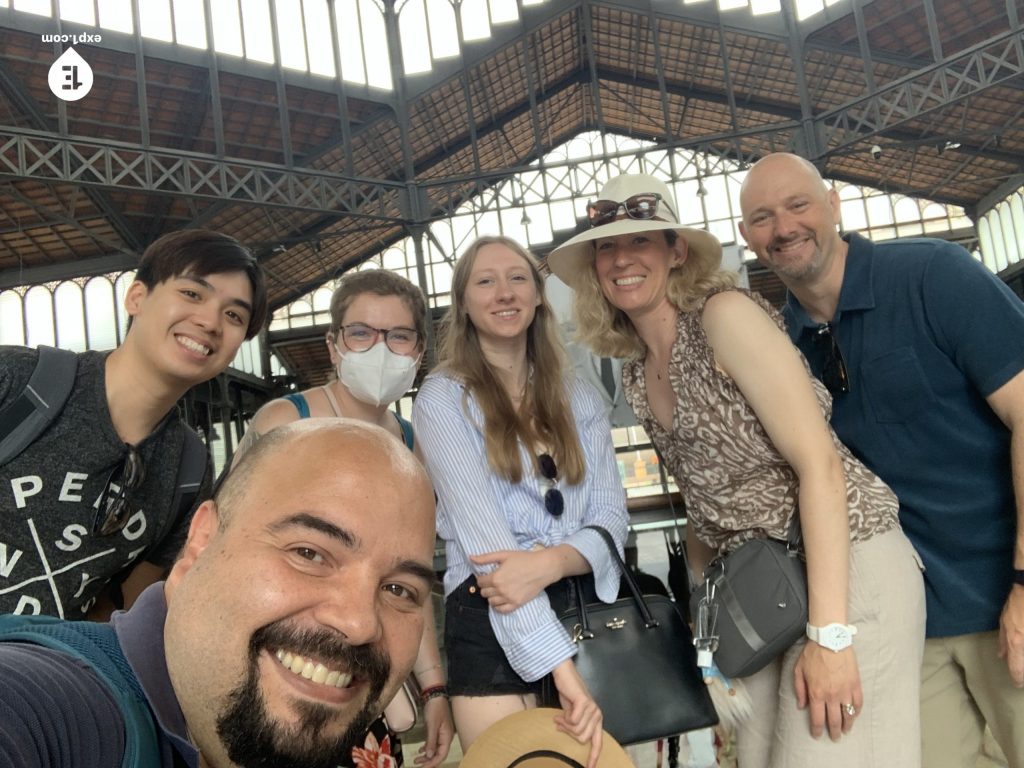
[{"left": 0, "top": 346, "right": 208, "bottom": 618}]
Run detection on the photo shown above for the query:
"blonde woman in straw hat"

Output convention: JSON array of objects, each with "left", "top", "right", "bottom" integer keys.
[{"left": 547, "top": 174, "right": 925, "bottom": 767}]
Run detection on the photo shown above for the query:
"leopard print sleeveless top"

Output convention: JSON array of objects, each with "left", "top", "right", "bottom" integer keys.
[{"left": 622, "top": 289, "right": 899, "bottom": 554}]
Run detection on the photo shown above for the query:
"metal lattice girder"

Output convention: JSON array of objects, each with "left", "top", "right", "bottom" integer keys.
[
  {"left": 0, "top": 128, "right": 409, "bottom": 222},
  {"left": 816, "top": 28, "right": 1024, "bottom": 153}
]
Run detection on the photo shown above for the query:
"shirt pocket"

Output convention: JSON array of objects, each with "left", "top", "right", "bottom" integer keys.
[{"left": 862, "top": 346, "right": 937, "bottom": 423}]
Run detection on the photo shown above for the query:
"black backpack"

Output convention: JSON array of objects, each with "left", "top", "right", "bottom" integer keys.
[{"left": 0, "top": 346, "right": 207, "bottom": 551}]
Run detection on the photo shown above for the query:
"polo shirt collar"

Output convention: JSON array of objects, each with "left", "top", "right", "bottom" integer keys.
[
  {"left": 785, "top": 232, "right": 877, "bottom": 331},
  {"left": 112, "top": 583, "right": 198, "bottom": 768}
]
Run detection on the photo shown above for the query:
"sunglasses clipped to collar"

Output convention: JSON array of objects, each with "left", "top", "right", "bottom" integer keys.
[
  {"left": 93, "top": 444, "right": 146, "bottom": 536},
  {"left": 587, "top": 193, "right": 665, "bottom": 228},
  {"left": 813, "top": 323, "right": 850, "bottom": 396},
  {"left": 537, "top": 453, "right": 565, "bottom": 517}
]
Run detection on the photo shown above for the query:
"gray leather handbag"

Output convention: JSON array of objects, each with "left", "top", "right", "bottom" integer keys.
[{"left": 689, "top": 514, "right": 807, "bottom": 679}]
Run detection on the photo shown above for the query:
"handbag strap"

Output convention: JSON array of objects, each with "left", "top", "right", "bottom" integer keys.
[
  {"left": 786, "top": 507, "right": 803, "bottom": 552},
  {"left": 582, "top": 525, "right": 659, "bottom": 628}
]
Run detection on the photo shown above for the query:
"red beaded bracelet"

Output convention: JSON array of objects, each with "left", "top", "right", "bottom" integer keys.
[{"left": 419, "top": 684, "right": 449, "bottom": 703}]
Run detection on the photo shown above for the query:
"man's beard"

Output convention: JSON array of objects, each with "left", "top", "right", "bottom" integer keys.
[
  {"left": 766, "top": 235, "right": 827, "bottom": 282},
  {"left": 215, "top": 622, "right": 392, "bottom": 768}
]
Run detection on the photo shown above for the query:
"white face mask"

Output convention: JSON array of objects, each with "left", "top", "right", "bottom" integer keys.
[{"left": 337, "top": 342, "right": 419, "bottom": 407}]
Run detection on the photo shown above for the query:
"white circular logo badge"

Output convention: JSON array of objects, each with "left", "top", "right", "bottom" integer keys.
[{"left": 47, "top": 47, "right": 93, "bottom": 102}]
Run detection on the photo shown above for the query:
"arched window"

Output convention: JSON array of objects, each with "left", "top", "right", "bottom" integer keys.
[
  {"left": 54, "top": 281, "right": 88, "bottom": 351},
  {"left": 85, "top": 277, "right": 119, "bottom": 350},
  {"left": 1011, "top": 194, "right": 1024, "bottom": 266},
  {"left": 0, "top": 290, "right": 25, "bottom": 346},
  {"left": 978, "top": 217, "right": 998, "bottom": 272},
  {"left": 25, "top": 286, "right": 56, "bottom": 348},
  {"left": 999, "top": 200, "right": 1019, "bottom": 268}
]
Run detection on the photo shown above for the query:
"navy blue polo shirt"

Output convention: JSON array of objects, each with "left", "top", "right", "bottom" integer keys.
[{"left": 785, "top": 233, "right": 1024, "bottom": 638}]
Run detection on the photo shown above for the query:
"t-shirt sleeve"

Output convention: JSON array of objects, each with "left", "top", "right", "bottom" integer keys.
[
  {"left": 0, "top": 644, "right": 126, "bottom": 768},
  {"left": 921, "top": 243, "right": 1024, "bottom": 396}
]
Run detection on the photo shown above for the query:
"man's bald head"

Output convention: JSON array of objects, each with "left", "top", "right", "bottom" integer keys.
[{"left": 215, "top": 419, "right": 430, "bottom": 529}]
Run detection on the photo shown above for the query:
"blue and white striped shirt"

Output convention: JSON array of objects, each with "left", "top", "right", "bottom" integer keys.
[{"left": 413, "top": 371, "right": 628, "bottom": 682}]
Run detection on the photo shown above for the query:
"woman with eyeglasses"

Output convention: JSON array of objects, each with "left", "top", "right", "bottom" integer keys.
[
  {"left": 547, "top": 174, "right": 925, "bottom": 767},
  {"left": 234, "top": 268, "right": 454, "bottom": 768},
  {"left": 411, "top": 236, "right": 628, "bottom": 768}
]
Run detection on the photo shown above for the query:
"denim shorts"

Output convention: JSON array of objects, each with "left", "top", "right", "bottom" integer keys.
[
  {"left": 444, "top": 576, "right": 545, "bottom": 697},
  {"left": 443, "top": 574, "right": 609, "bottom": 698}
]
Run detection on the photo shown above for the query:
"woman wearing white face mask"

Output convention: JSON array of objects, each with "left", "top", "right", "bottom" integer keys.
[{"left": 234, "top": 269, "right": 454, "bottom": 768}]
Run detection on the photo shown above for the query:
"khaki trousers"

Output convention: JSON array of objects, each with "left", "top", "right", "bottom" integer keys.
[
  {"left": 921, "top": 630, "right": 1024, "bottom": 768},
  {"left": 736, "top": 528, "right": 926, "bottom": 768}
]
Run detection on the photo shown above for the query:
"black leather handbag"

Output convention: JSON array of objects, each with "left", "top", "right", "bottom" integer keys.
[
  {"left": 544, "top": 526, "right": 718, "bottom": 745},
  {"left": 689, "top": 515, "right": 807, "bottom": 679}
]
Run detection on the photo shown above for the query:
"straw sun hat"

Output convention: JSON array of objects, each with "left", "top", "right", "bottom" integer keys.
[
  {"left": 546, "top": 173, "right": 721, "bottom": 290},
  {"left": 459, "top": 708, "right": 635, "bottom": 768}
]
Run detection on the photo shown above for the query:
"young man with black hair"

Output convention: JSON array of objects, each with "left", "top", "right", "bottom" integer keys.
[{"left": 0, "top": 229, "right": 267, "bottom": 619}]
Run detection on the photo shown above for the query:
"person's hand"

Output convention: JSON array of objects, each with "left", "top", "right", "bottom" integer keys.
[
  {"left": 999, "top": 585, "right": 1024, "bottom": 687},
  {"left": 793, "top": 642, "right": 862, "bottom": 741},
  {"left": 550, "top": 659, "right": 603, "bottom": 768},
  {"left": 471, "top": 549, "right": 555, "bottom": 612},
  {"left": 413, "top": 695, "right": 455, "bottom": 767}
]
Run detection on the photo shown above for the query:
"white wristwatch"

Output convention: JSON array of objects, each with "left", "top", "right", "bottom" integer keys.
[{"left": 806, "top": 622, "right": 857, "bottom": 652}]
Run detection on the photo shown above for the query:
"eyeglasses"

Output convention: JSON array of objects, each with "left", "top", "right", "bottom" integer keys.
[
  {"left": 813, "top": 323, "right": 849, "bottom": 395},
  {"left": 93, "top": 444, "right": 146, "bottom": 536},
  {"left": 340, "top": 323, "right": 420, "bottom": 355},
  {"left": 587, "top": 193, "right": 668, "bottom": 228},
  {"left": 537, "top": 453, "right": 565, "bottom": 517}
]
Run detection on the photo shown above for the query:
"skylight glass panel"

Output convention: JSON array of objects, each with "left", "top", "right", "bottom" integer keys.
[
  {"left": 461, "top": 0, "right": 490, "bottom": 41},
  {"left": 13, "top": 0, "right": 50, "bottom": 15},
  {"left": 275, "top": 0, "right": 308, "bottom": 71},
  {"left": 359, "top": 0, "right": 392, "bottom": 89},
  {"left": 427, "top": 0, "right": 458, "bottom": 60},
  {"left": 140, "top": 0, "right": 174, "bottom": 42},
  {"left": 210, "top": 0, "right": 244, "bottom": 56},
  {"left": 336, "top": 0, "right": 367, "bottom": 84},
  {"left": 304, "top": 0, "right": 336, "bottom": 76},
  {"left": 795, "top": 0, "right": 824, "bottom": 20},
  {"left": 98, "top": 0, "right": 133, "bottom": 34},
  {"left": 173, "top": 0, "right": 208, "bottom": 49},
  {"left": 489, "top": 0, "right": 517, "bottom": 25},
  {"left": 522, "top": 0, "right": 545, "bottom": 6},
  {"left": 683, "top": 0, "right": 712, "bottom": 6},
  {"left": 0, "top": 1, "right": 9, "bottom": 9},
  {"left": 59, "top": 0, "right": 95, "bottom": 25},
  {"left": 750, "top": 0, "right": 781, "bottom": 13},
  {"left": 241, "top": 0, "right": 275, "bottom": 63},
  {"left": 400, "top": 0, "right": 433, "bottom": 74}
]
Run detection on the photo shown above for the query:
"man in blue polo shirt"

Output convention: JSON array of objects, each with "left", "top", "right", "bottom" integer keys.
[{"left": 739, "top": 152, "right": 1024, "bottom": 767}]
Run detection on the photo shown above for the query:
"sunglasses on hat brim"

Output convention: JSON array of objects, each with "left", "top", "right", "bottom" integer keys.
[{"left": 587, "top": 193, "right": 676, "bottom": 228}]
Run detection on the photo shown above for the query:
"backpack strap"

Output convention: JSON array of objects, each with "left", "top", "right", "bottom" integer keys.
[
  {"left": 0, "top": 346, "right": 78, "bottom": 467},
  {"left": 0, "top": 615, "right": 162, "bottom": 768},
  {"left": 142, "top": 427, "right": 207, "bottom": 564}
]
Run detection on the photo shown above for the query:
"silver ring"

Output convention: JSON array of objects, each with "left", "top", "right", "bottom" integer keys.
[{"left": 843, "top": 703, "right": 857, "bottom": 717}]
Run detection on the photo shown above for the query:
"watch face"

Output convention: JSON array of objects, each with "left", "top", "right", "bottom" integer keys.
[{"left": 824, "top": 625, "right": 851, "bottom": 650}]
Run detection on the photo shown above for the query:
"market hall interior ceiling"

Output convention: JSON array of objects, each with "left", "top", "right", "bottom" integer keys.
[{"left": 0, "top": 0, "right": 1022, "bottom": 388}]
